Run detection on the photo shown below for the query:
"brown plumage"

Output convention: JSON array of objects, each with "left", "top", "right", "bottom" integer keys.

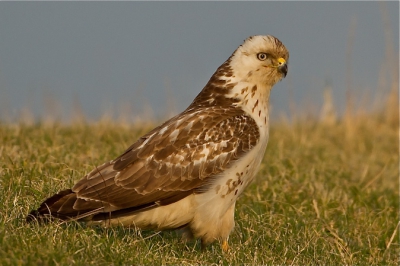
[{"left": 27, "top": 35, "right": 289, "bottom": 251}]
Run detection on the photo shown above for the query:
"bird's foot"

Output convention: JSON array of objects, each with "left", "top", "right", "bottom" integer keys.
[{"left": 221, "top": 239, "right": 229, "bottom": 252}]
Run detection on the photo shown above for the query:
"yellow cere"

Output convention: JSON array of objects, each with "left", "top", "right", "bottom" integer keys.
[{"left": 277, "top": 57, "right": 286, "bottom": 65}]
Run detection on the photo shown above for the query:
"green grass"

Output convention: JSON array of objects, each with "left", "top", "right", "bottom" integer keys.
[{"left": 0, "top": 111, "right": 398, "bottom": 265}]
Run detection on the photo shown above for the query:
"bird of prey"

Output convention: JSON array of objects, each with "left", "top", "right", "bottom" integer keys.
[{"left": 27, "top": 35, "right": 289, "bottom": 251}]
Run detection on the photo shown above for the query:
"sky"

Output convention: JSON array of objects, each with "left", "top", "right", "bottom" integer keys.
[{"left": 0, "top": 2, "right": 398, "bottom": 123}]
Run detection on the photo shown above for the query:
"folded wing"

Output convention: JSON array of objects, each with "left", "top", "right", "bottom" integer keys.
[{"left": 28, "top": 106, "right": 260, "bottom": 222}]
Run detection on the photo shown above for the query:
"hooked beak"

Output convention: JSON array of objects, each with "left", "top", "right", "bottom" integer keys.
[{"left": 277, "top": 57, "right": 288, "bottom": 77}]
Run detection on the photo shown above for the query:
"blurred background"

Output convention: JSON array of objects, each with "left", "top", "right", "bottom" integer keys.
[{"left": 0, "top": 2, "right": 398, "bottom": 124}]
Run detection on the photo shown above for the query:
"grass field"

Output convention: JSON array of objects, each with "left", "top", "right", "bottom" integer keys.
[{"left": 0, "top": 97, "right": 398, "bottom": 265}]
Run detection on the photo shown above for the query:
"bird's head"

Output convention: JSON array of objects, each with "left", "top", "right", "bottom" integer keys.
[
  {"left": 228, "top": 35, "right": 289, "bottom": 87},
  {"left": 192, "top": 35, "right": 289, "bottom": 108}
]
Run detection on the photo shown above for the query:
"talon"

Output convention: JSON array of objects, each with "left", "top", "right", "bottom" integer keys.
[{"left": 221, "top": 240, "right": 229, "bottom": 252}]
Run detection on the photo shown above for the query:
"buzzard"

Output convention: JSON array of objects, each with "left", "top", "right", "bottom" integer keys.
[{"left": 27, "top": 35, "right": 289, "bottom": 251}]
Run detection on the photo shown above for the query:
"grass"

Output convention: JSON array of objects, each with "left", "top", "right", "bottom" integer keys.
[{"left": 0, "top": 102, "right": 398, "bottom": 265}]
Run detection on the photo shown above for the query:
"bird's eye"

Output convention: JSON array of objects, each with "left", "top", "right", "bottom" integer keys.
[{"left": 257, "top": 53, "right": 268, "bottom": 61}]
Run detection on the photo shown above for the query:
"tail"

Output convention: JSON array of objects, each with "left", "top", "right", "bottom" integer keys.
[
  {"left": 26, "top": 189, "right": 102, "bottom": 223},
  {"left": 26, "top": 162, "right": 117, "bottom": 223}
]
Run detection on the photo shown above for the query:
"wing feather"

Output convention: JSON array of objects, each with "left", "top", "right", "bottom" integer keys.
[{"left": 64, "top": 106, "right": 260, "bottom": 218}]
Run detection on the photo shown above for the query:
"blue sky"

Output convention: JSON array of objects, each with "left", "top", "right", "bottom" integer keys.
[{"left": 0, "top": 2, "right": 398, "bottom": 123}]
